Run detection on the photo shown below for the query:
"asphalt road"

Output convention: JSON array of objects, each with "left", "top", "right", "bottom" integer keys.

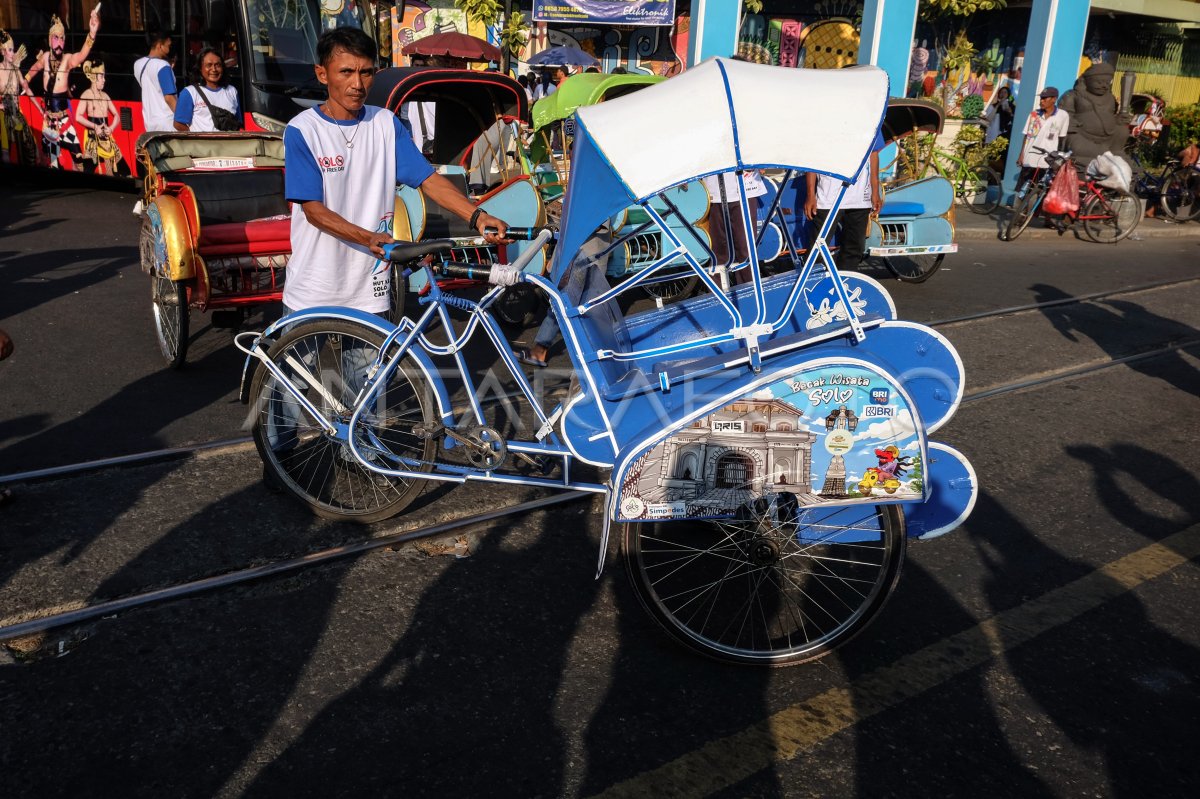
[{"left": 1, "top": 173, "right": 1199, "bottom": 798}]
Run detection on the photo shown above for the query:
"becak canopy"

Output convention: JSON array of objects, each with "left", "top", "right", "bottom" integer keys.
[{"left": 554, "top": 58, "right": 889, "bottom": 276}]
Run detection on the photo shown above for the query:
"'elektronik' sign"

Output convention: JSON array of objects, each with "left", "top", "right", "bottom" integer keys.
[{"left": 532, "top": 0, "right": 676, "bottom": 26}]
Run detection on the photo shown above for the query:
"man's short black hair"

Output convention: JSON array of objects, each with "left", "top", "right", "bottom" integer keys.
[
  {"left": 317, "top": 27, "right": 377, "bottom": 66},
  {"left": 145, "top": 26, "right": 171, "bottom": 48}
]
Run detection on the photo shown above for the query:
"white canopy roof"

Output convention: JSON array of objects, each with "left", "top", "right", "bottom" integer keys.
[{"left": 573, "top": 58, "right": 890, "bottom": 201}]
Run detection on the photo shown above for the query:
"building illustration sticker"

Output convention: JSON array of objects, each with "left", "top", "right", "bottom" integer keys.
[{"left": 615, "top": 363, "right": 925, "bottom": 521}]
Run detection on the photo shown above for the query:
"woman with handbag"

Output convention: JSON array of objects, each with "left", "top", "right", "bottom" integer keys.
[{"left": 173, "top": 48, "right": 241, "bottom": 132}]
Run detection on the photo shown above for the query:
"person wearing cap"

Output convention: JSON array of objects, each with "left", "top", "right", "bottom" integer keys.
[{"left": 1016, "top": 86, "right": 1069, "bottom": 189}]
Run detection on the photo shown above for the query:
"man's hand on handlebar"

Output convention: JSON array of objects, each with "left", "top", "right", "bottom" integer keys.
[
  {"left": 475, "top": 211, "right": 512, "bottom": 245},
  {"left": 365, "top": 231, "right": 397, "bottom": 256}
]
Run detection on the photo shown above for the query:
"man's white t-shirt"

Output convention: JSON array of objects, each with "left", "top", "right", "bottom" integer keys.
[
  {"left": 1021, "top": 108, "right": 1070, "bottom": 168},
  {"left": 134, "top": 56, "right": 177, "bottom": 132},
  {"left": 283, "top": 105, "right": 435, "bottom": 313},
  {"left": 703, "top": 170, "right": 768, "bottom": 202},
  {"left": 814, "top": 130, "right": 886, "bottom": 210}
]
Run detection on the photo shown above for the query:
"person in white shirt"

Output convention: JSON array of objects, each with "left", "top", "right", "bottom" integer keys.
[
  {"left": 703, "top": 170, "right": 768, "bottom": 286},
  {"left": 173, "top": 48, "right": 240, "bottom": 131},
  {"left": 283, "top": 26, "right": 509, "bottom": 314},
  {"left": 804, "top": 129, "right": 885, "bottom": 272},
  {"left": 265, "top": 27, "right": 512, "bottom": 479},
  {"left": 133, "top": 28, "right": 177, "bottom": 133},
  {"left": 1017, "top": 86, "right": 1069, "bottom": 189}
]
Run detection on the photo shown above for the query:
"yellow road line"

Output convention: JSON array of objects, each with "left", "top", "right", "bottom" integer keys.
[{"left": 593, "top": 524, "right": 1200, "bottom": 798}]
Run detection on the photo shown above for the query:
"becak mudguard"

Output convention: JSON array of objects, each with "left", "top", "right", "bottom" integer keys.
[
  {"left": 609, "top": 358, "right": 929, "bottom": 523},
  {"left": 902, "top": 442, "right": 977, "bottom": 539}
]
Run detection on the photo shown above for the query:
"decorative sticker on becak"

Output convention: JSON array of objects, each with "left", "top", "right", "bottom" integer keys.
[{"left": 615, "top": 362, "right": 924, "bottom": 521}]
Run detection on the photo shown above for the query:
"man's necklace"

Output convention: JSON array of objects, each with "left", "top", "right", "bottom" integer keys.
[
  {"left": 333, "top": 109, "right": 363, "bottom": 149},
  {"left": 339, "top": 117, "right": 362, "bottom": 149}
]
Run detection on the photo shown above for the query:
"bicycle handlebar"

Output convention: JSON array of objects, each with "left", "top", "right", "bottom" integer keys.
[{"left": 484, "top": 225, "right": 555, "bottom": 241}]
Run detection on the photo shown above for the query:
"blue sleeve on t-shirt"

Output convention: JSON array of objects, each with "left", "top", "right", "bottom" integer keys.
[
  {"left": 872, "top": 129, "right": 886, "bottom": 152},
  {"left": 157, "top": 65, "right": 176, "bottom": 95},
  {"left": 284, "top": 126, "right": 324, "bottom": 203},
  {"left": 392, "top": 115, "right": 435, "bottom": 187},
  {"left": 173, "top": 88, "right": 194, "bottom": 124}
]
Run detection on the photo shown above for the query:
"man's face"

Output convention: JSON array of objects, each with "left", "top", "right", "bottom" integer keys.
[
  {"left": 50, "top": 33, "right": 64, "bottom": 57},
  {"left": 1084, "top": 72, "right": 1112, "bottom": 96},
  {"left": 2, "top": 41, "right": 13, "bottom": 65},
  {"left": 1040, "top": 95, "right": 1056, "bottom": 112},
  {"left": 316, "top": 47, "right": 375, "bottom": 114}
]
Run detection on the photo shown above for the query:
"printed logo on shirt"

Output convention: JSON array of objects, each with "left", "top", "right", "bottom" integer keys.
[{"left": 317, "top": 155, "right": 346, "bottom": 173}]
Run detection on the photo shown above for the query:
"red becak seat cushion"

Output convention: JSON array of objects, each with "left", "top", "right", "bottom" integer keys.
[{"left": 198, "top": 215, "right": 292, "bottom": 256}]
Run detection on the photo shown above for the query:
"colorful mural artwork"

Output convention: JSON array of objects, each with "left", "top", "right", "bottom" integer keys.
[
  {"left": 389, "top": 4, "right": 685, "bottom": 77},
  {"left": 0, "top": 28, "right": 38, "bottom": 166},
  {"left": 22, "top": 6, "right": 103, "bottom": 170},
  {"left": 390, "top": 2, "right": 489, "bottom": 66},
  {"left": 737, "top": 14, "right": 858, "bottom": 71},
  {"left": 76, "top": 60, "right": 129, "bottom": 176}
]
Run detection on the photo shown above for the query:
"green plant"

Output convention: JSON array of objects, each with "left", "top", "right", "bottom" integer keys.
[
  {"left": 498, "top": 9, "right": 529, "bottom": 56},
  {"left": 981, "top": 135, "right": 1008, "bottom": 169},
  {"left": 1165, "top": 103, "right": 1200, "bottom": 149},
  {"left": 455, "top": 0, "right": 501, "bottom": 26},
  {"left": 744, "top": 0, "right": 764, "bottom": 12},
  {"left": 960, "top": 93, "right": 985, "bottom": 119}
]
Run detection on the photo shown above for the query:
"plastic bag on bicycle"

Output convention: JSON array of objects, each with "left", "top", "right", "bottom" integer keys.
[
  {"left": 1043, "top": 159, "right": 1080, "bottom": 215},
  {"left": 1086, "top": 151, "right": 1132, "bottom": 193}
]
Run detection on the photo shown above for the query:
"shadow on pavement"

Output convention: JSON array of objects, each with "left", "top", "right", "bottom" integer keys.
[{"left": 1032, "top": 282, "right": 1200, "bottom": 398}]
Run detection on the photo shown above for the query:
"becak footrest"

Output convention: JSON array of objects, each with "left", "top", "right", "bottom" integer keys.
[
  {"left": 198, "top": 215, "right": 292, "bottom": 257},
  {"left": 901, "top": 442, "right": 976, "bottom": 539}
]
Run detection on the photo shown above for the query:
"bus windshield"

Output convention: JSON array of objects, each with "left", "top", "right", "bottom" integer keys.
[{"left": 243, "top": 0, "right": 322, "bottom": 87}]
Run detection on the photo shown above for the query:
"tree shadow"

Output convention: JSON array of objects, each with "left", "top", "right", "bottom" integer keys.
[
  {"left": 1031, "top": 283, "right": 1200, "bottom": 398},
  {"left": 242, "top": 503, "right": 606, "bottom": 797},
  {"left": 0, "top": 247, "right": 134, "bottom": 319},
  {"left": 580, "top": 546, "right": 777, "bottom": 796},
  {"left": 966, "top": 473, "right": 1200, "bottom": 796},
  {"left": 0, "top": 346, "right": 239, "bottom": 589}
]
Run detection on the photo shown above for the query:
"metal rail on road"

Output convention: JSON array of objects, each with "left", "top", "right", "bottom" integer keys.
[
  {"left": 3, "top": 336, "right": 1197, "bottom": 645},
  {"left": 927, "top": 275, "right": 1200, "bottom": 328},
  {"left": 963, "top": 339, "right": 1200, "bottom": 403},
  {"left": 0, "top": 490, "right": 593, "bottom": 644},
  {"left": 4, "top": 277, "right": 1197, "bottom": 487}
]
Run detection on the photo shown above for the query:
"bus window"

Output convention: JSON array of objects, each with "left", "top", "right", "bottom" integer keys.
[{"left": 242, "top": 0, "right": 319, "bottom": 86}]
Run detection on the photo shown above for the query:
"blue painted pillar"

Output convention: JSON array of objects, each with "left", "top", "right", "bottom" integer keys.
[
  {"left": 858, "top": 0, "right": 921, "bottom": 96},
  {"left": 1002, "top": 0, "right": 1091, "bottom": 196},
  {"left": 859, "top": 0, "right": 921, "bottom": 179},
  {"left": 688, "top": 0, "right": 740, "bottom": 66}
]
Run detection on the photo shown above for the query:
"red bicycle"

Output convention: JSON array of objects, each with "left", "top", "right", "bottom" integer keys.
[{"left": 1005, "top": 147, "right": 1142, "bottom": 243}]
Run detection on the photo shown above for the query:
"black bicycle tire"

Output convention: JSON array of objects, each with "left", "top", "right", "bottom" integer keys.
[
  {"left": 1005, "top": 184, "right": 1044, "bottom": 241},
  {"left": 960, "top": 166, "right": 1001, "bottom": 215}
]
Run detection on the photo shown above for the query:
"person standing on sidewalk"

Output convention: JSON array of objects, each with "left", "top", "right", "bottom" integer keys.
[
  {"left": 1016, "top": 86, "right": 1069, "bottom": 189},
  {"left": 803, "top": 128, "right": 885, "bottom": 272}
]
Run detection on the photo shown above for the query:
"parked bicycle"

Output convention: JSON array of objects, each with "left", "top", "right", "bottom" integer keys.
[
  {"left": 886, "top": 130, "right": 1000, "bottom": 215},
  {"left": 1127, "top": 146, "right": 1200, "bottom": 222},
  {"left": 1005, "top": 147, "right": 1142, "bottom": 243}
]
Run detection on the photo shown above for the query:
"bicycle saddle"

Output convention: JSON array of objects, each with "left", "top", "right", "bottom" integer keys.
[{"left": 383, "top": 239, "right": 455, "bottom": 263}]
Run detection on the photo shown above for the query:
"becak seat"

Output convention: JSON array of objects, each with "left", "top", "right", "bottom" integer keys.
[{"left": 198, "top": 215, "right": 292, "bottom": 256}]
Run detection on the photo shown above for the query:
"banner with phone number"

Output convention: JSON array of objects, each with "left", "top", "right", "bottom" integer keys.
[{"left": 532, "top": 0, "right": 676, "bottom": 26}]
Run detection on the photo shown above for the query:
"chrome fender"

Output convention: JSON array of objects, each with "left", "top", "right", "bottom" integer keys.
[{"left": 237, "top": 306, "right": 452, "bottom": 423}]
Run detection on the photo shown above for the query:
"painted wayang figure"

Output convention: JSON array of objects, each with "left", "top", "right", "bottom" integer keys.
[
  {"left": 75, "top": 60, "right": 128, "bottom": 175},
  {"left": 0, "top": 29, "right": 38, "bottom": 165},
  {"left": 23, "top": 4, "right": 102, "bottom": 168}
]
